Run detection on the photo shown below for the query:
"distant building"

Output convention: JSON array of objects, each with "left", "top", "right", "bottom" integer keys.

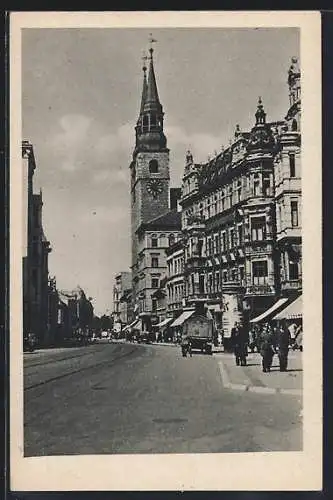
[
  {"left": 113, "top": 271, "right": 132, "bottom": 325},
  {"left": 22, "top": 141, "right": 52, "bottom": 345},
  {"left": 166, "top": 239, "right": 185, "bottom": 319}
]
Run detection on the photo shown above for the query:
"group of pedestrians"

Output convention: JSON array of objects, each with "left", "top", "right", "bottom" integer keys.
[{"left": 231, "top": 320, "right": 300, "bottom": 373}]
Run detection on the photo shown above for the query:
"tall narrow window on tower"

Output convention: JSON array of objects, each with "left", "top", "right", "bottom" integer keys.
[{"left": 289, "top": 153, "right": 296, "bottom": 177}]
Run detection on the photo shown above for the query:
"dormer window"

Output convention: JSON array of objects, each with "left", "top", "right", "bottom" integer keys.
[{"left": 149, "top": 159, "right": 159, "bottom": 174}]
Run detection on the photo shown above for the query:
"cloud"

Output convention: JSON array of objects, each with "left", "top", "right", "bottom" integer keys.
[
  {"left": 51, "top": 114, "right": 93, "bottom": 172},
  {"left": 166, "top": 124, "right": 223, "bottom": 164},
  {"left": 95, "top": 123, "right": 133, "bottom": 158}
]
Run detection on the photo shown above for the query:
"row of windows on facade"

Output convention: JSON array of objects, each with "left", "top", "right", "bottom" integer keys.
[
  {"left": 167, "top": 257, "right": 184, "bottom": 277},
  {"left": 150, "top": 233, "right": 177, "bottom": 248},
  {"left": 183, "top": 154, "right": 297, "bottom": 218},
  {"left": 185, "top": 259, "right": 300, "bottom": 296},
  {"left": 167, "top": 283, "right": 185, "bottom": 303},
  {"left": 185, "top": 203, "right": 299, "bottom": 259}
]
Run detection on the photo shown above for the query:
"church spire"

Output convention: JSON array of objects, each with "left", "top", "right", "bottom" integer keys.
[
  {"left": 139, "top": 53, "right": 148, "bottom": 117},
  {"left": 134, "top": 36, "right": 167, "bottom": 154},
  {"left": 144, "top": 45, "right": 161, "bottom": 112}
]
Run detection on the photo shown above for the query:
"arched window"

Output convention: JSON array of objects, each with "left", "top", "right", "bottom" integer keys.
[
  {"left": 149, "top": 159, "right": 159, "bottom": 174},
  {"left": 292, "top": 119, "right": 298, "bottom": 131}
]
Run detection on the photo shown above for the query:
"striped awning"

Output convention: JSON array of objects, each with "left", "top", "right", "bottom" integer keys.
[
  {"left": 123, "top": 319, "right": 140, "bottom": 331},
  {"left": 170, "top": 310, "right": 195, "bottom": 327},
  {"left": 156, "top": 317, "right": 173, "bottom": 328},
  {"left": 250, "top": 298, "right": 289, "bottom": 324},
  {"left": 272, "top": 295, "right": 302, "bottom": 320}
]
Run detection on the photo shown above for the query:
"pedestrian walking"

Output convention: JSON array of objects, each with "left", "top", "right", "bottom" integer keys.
[
  {"left": 231, "top": 322, "right": 248, "bottom": 366},
  {"left": 181, "top": 335, "right": 192, "bottom": 358},
  {"left": 277, "top": 323, "right": 290, "bottom": 371},
  {"left": 259, "top": 325, "right": 275, "bottom": 373}
]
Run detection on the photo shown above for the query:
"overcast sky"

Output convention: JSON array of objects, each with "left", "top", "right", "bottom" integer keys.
[{"left": 22, "top": 27, "right": 299, "bottom": 316}]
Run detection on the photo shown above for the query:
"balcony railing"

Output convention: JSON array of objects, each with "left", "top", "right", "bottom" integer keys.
[
  {"left": 281, "top": 279, "right": 302, "bottom": 291},
  {"left": 245, "top": 284, "right": 275, "bottom": 296}
]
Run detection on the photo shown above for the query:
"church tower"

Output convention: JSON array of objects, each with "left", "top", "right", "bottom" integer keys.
[{"left": 130, "top": 44, "right": 170, "bottom": 269}]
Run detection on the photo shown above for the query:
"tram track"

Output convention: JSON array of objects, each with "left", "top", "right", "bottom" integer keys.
[
  {"left": 24, "top": 343, "right": 108, "bottom": 369},
  {"left": 24, "top": 345, "right": 139, "bottom": 392}
]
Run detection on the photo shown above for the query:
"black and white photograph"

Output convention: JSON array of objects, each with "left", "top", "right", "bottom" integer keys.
[{"left": 10, "top": 11, "right": 322, "bottom": 491}]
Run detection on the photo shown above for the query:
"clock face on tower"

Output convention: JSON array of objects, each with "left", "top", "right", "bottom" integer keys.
[{"left": 146, "top": 179, "right": 163, "bottom": 198}]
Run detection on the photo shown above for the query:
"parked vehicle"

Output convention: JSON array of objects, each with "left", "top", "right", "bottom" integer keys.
[{"left": 182, "top": 314, "right": 213, "bottom": 355}]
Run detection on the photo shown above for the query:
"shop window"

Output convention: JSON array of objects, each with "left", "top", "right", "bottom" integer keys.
[
  {"left": 252, "top": 260, "right": 268, "bottom": 285},
  {"left": 291, "top": 200, "right": 299, "bottom": 227},
  {"left": 289, "top": 261, "right": 299, "bottom": 280},
  {"left": 251, "top": 216, "right": 266, "bottom": 241},
  {"left": 149, "top": 159, "right": 159, "bottom": 174},
  {"left": 289, "top": 154, "right": 296, "bottom": 178}
]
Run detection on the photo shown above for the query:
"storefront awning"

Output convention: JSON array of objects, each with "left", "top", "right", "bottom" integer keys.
[
  {"left": 250, "top": 298, "right": 289, "bottom": 324},
  {"left": 208, "top": 304, "right": 221, "bottom": 312},
  {"left": 123, "top": 319, "right": 140, "bottom": 331},
  {"left": 156, "top": 317, "right": 173, "bottom": 328},
  {"left": 272, "top": 295, "right": 302, "bottom": 320},
  {"left": 170, "top": 310, "right": 195, "bottom": 328}
]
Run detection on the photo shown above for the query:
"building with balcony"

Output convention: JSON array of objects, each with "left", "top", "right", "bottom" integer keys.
[
  {"left": 134, "top": 211, "right": 182, "bottom": 330},
  {"left": 274, "top": 57, "right": 302, "bottom": 298},
  {"left": 179, "top": 58, "right": 302, "bottom": 339},
  {"left": 166, "top": 239, "right": 185, "bottom": 318}
]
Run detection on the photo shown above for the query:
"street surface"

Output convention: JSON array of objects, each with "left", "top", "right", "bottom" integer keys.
[{"left": 24, "top": 341, "right": 302, "bottom": 456}]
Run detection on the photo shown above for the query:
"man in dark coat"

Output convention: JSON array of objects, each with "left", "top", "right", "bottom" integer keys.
[
  {"left": 231, "top": 322, "right": 248, "bottom": 366},
  {"left": 259, "top": 325, "right": 275, "bottom": 372},
  {"left": 277, "top": 323, "right": 290, "bottom": 371}
]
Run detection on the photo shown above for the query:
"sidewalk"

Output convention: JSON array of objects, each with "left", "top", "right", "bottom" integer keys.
[{"left": 217, "top": 350, "right": 302, "bottom": 396}]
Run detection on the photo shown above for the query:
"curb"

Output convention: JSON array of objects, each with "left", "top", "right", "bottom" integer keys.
[{"left": 218, "top": 362, "right": 302, "bottom": 396}]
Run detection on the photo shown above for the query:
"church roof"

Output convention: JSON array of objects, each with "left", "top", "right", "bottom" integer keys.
[
  {"left": 140, "top": 209, "right": 181, "bottom": 231},
  {"left": 145, "top": 52, "right": 161, "bottom": 110}
]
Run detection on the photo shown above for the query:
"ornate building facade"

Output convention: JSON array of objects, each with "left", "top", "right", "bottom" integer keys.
[
  {"left": 178, "top": 58, "right": 302, "bottom": 342},
  {"left": 129, "top": 47, "right": 181, "bottom": 330}
]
